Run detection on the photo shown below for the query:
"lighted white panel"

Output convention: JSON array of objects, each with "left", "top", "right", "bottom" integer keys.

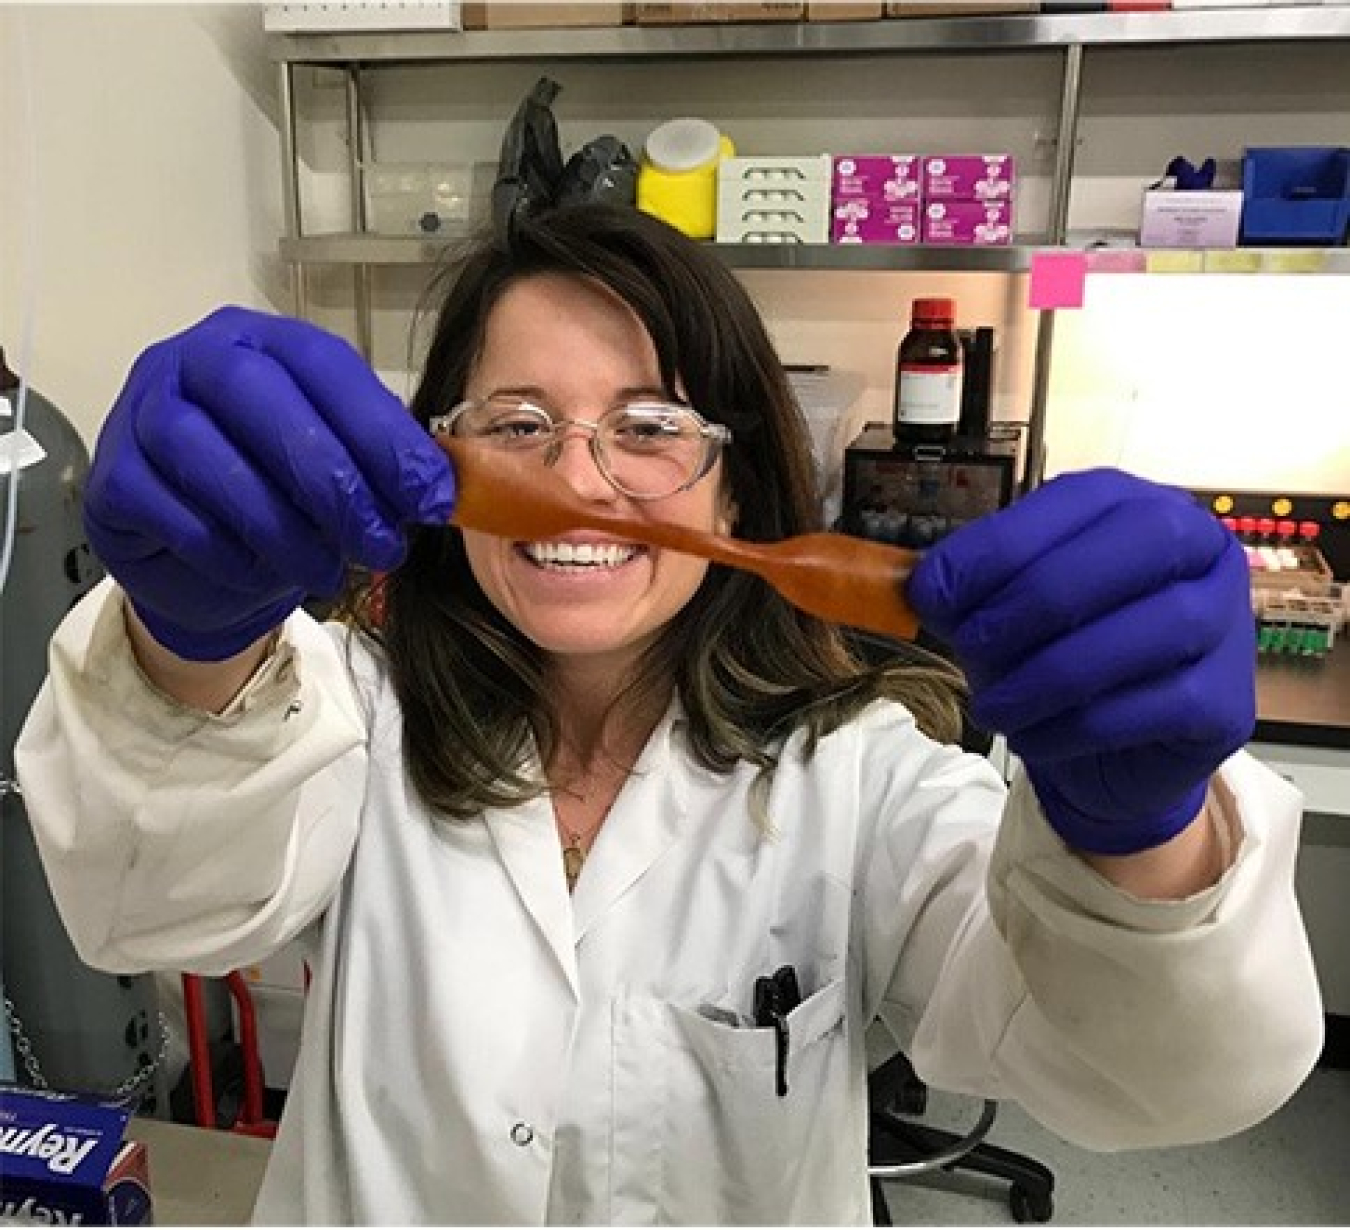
[{"left": 1044, "top": 275, "right": 1350, "bottom": 494}]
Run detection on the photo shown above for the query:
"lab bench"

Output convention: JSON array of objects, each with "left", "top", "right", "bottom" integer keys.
[
  {"left": 128, "top": 1117, "right": 270, "bottom": 1225},
  {"left": 1254, "top": 642, "right": 1350, "bottom": 755}
]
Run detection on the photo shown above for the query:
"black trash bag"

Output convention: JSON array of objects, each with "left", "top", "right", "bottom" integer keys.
[
  {"left": 557, "top": 134, "right": 639, "bottom": 209},
  {"left": 492, "top": 76, "right": 565, "bottom": 246}
]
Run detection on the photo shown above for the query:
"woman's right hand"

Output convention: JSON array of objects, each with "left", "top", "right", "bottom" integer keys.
[{"left": 84, "top": 307, "right": 456, "bottom": 661}]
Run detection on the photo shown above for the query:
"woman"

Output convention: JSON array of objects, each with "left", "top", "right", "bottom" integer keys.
[{"left": 18, "top": 205, "right": 1321, "bottom": 1224}]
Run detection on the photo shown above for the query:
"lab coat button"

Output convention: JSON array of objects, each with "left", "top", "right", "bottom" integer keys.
[{"left": 510, "top": 1122, "right": 535, "bottom": 1146}]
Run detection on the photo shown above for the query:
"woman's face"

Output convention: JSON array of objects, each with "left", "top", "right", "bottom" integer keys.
[{"left": 459, "top": 273, "right": 733, "bottom": 671}]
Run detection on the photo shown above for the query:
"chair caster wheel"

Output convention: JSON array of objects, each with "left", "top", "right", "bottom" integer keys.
[{"left": 1010, "top": 1183, "right": 1053, "bottom": 1223}]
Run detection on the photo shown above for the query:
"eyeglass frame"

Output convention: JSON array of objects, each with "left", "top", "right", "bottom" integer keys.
[{"left": 428, "top": 396, "right": 733, "bottom": 502}]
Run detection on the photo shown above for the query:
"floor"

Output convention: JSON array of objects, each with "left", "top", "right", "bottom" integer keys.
[{"left": 881, "top": 1063, "right": 1350, "bottom": 1225}]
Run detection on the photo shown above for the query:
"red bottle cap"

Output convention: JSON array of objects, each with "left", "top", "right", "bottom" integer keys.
[
  {"left": 1219, "top": 517, "right": 1239, "bottom": 534},
  {"left": 911, "top": 297, "right": 956, "bottom": 325},
  {"left": 1276, "top": 519, "right": 1297, "bottom": 539},
  {"left": 1238, "top": 516, "right": 1258, "bottom": 536},
  {"left": 1257, "top": 517, "right": 1276, "bottom": 537},
  {"left": 1298, "top": 520, "right": 1321, "bottom": 540}
]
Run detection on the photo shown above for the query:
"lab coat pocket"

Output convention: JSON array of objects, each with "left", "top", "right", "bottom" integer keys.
[{"left": 611, "top": 978, "right": 850, "bottom": 1224}]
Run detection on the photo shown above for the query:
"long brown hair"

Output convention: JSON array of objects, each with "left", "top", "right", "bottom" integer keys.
[{"left": 347, "top": 204, "right": 965, "bottom": 818}]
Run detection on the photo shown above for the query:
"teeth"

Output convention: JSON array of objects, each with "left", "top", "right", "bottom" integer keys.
[{"left": 523, "top": 541, "right": 638, "bottom": 569}]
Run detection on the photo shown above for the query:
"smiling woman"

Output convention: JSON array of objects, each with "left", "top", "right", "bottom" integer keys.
[
  {"left": 455, "top": 274, "right": 730, "bottom": 671},
  {"left": 15, "top": 202, "right": 1325, "bottom": 1225}
]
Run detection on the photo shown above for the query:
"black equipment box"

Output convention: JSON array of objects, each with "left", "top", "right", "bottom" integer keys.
[{"left": 842, "top": 426, "right": 1019, "bottom": 549}]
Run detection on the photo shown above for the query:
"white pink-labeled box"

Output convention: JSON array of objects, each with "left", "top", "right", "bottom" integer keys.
[
  {"left": 832, "top": 201, "right": 922, "bottom": 243},
  {"left": 922, "top": 154, "right": 1016, "bottom": 202},
  {"left": 832, "top": 155, "right": 923, "bottom": 202},
  {"left": 921, "top": 200, "right": 1014, "bottom": 245}
]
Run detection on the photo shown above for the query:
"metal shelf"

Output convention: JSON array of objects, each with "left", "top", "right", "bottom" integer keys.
[
  {"left": 1085, "top": 245, "right": 1350, "bottom": 276},
  {"left": 278, "top": 233, "right": 1043, "bottom": 271},
  {"left": 268, "top": 6, "right": 1350, "bottom": 66},
  {"left": 279, "top": 233, "right": 1350, "bottom": 275}
]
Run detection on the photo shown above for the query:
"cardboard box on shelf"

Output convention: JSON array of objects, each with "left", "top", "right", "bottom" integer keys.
[
  {"left": 833, "top": 154, "right": 923, "bottom": 201},
  {"left": 635, "top": 2, "right": 804, "bottom": 22},
  {"left": 832, "top": 200, "right": 922, "bottom": 243},
  {"left": 806, "top": 1, "right": 884, "bottom": 18},
  {"left": 921, "top": 198, "right": 1014, "bottom": 244},
  {"left": 884, "top": 1, "right": 1037, "bottom": 15},
  {"left": 922, "top": 153, "right": 1016, "bottom": 202},
  {"left": 463, "top": 2, "right": 629, "bottom": 28},
  {"left": 264, "top": 1, "right": 464, "bottom": 31}
]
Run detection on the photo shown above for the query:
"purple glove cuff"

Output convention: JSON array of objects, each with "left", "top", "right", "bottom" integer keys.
[
  {"left": 132, "top": 596, "right": 301, "bottom": 663},
  {"left": 1026, "top": 769, "right": 1209, "bottom": 856}
]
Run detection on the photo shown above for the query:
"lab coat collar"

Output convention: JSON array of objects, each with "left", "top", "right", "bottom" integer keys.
[
  {"left": 482, "top": 794, "right": 582, "bottom": 999},
  {"left": 569, "top": 699, "right": 693, "bottom": 942}
]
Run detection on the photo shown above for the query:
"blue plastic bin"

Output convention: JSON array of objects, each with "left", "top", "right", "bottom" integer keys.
[{"left": 1240, "top": 146, "right": 1350, "bottom": 246}]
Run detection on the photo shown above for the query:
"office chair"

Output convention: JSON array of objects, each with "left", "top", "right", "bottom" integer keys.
[
  {"left": 868, "top": 1047, "right": 1054, "bottom": 1224},
  {"left": 844, "top": 630, "right": 1056, "bottom": 1224}
]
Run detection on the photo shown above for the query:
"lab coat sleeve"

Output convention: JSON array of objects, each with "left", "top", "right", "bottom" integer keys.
[
  {"left": 866, "top": 724, "right": 1323, "bottom": 1151},
  {"left": 14, "top": 578, "right": 368, "bottom": 977}
]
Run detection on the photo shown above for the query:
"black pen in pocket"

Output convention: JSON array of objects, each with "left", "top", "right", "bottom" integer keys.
[{"left": 753, "top": 965, "right": 802, "bottom": 1097}]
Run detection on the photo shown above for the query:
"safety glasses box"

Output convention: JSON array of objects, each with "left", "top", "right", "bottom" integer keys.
[{"left": 0, "top": 1085, "right": 151, "bottom": 1225}]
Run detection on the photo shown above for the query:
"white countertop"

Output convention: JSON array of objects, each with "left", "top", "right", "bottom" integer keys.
[{"left": 128, "top": 1117, "right": 271, "bottom": 1225}]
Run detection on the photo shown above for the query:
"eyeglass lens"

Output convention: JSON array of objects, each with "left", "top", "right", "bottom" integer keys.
[{"left": 455, "top": 400, "right": 711, "bottom": 498}]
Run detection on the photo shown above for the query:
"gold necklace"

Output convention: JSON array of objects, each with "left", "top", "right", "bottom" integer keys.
[
  {"left": 559, "top": 814, "right": 605, "bottom": 891},
  {"left": 561, "top": 829, "right": 587, "bottom": 892}
]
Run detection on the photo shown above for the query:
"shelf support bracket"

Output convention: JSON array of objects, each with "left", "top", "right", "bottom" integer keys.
[
  {"left": 345, "top": 66, "right": 374, "bottom": 361},
  {"left": 278, "top": 60, "right": 307, "bottom": 319},
  {"left": 1025, "top": 41, "right": 1085, "bottom": 493}
]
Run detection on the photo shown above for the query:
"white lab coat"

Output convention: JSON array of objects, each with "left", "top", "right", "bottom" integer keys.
[{"left": 16, "top": 579, "right": 1323, "bottom": 1225}]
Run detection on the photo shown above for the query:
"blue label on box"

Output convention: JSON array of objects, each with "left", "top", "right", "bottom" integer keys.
[
  {"left": 0, "top": 1090, "right": 148, "bottom": 1225},
  {"left": 0, "top": 1085, "right": 131, "bottom": 1187},
  {"left": 0, "top": 1084, "right": 143, "bottom": 1223}
]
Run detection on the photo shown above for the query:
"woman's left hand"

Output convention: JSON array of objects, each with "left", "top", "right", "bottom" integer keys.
[{"left": 906, "top": 468, "right": 1256, "bottom": 856}]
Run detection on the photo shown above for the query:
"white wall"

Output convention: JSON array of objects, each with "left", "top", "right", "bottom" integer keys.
[
  {"left": 1, "top": 4, "right": 285, "bottom": 443},
  {"left": 3, "top": 2, "right": 1349, "bottom": 498}
]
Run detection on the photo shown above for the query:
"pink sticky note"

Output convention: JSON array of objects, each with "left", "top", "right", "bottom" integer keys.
[{"left": 1028, "top": 250, "right": 1087, "bottom": 310}]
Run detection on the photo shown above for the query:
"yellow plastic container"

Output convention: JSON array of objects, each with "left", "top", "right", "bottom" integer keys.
[{"left": 637, "top": 132, "right": 735, "bottom": 240}]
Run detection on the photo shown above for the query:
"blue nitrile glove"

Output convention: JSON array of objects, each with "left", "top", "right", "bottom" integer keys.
[
  {"left": 84, "top": 307, "right": 455, "bottom": 661},
  {"left": 906, "top": 469, "right": 1255, "bottom": 855}
]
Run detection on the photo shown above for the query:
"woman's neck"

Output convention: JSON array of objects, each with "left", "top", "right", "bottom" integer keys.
[{"left": 544, "top": 655, "right": 671, "bottom": 785}]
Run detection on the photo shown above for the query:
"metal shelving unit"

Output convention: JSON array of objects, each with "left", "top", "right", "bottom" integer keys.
[{"left": 268, "top": 5, "right": 1350, "bottom": 486}]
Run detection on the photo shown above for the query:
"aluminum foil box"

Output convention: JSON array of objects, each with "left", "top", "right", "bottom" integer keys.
[{"left": 0, "top": 1085, "right": 151, "bottom": 1225}]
